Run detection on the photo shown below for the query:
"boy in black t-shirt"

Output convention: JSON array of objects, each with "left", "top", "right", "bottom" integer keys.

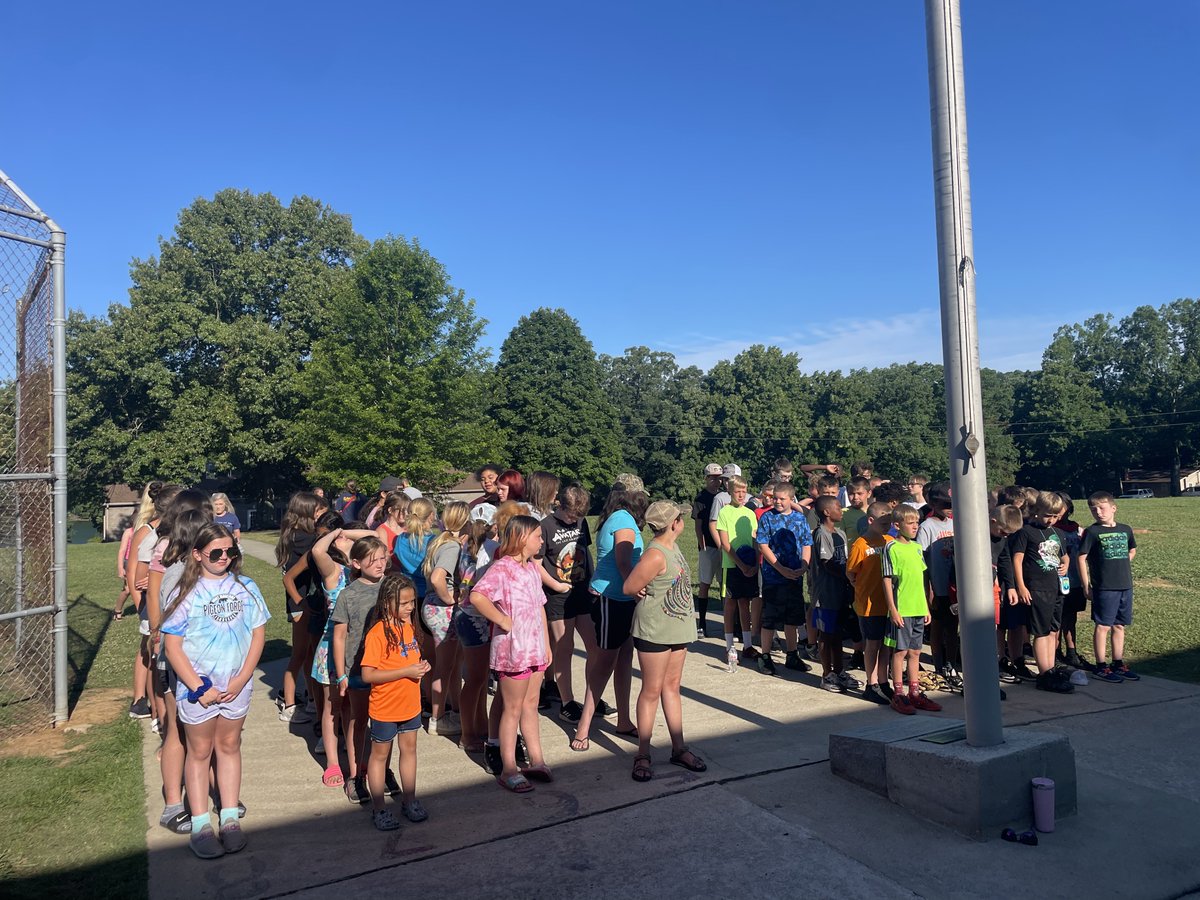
[
  {"left": 1010, "top": 491, "right": 1073, "bottom": 693},
  {"left": 692, "top": 464, "right": 725, "bottom": 638},
  {"left": 1077, "top": 491, "right": 1139, "bottom": 683}
]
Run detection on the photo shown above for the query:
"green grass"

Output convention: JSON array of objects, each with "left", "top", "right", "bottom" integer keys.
[{"left": 0, "top": 542, "right": 291, "bottom": 898}]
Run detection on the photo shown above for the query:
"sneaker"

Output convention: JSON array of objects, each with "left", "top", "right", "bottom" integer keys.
[
  {"left": 1093, "top": 664, "right": 1124, "bottom": 683},
  {"left": 596, "top": 699, "right": 619, "bottom": 718},
  {"left": 741, "top": 646, "right": 761, "bottom": 662},
  {"left": 998, "top": 658, "right": 1021, "bottom": 684},
  {"left": 848, "top": 650, "right": 865, "bottom": 671},
  {"left": 804, "top": 644, "right": 821, "bottom": 662},
  {"left": 1015, "top": 661, "right": 1038, "bottom": 681},
  {"left": 314, "top": 741, "right": 326, "bottom": 756},
  {"left": 537, "top": 688, "right": 552, "bottom": 711},
  {"left": 373, "top": 809, "right": 402, "bottom": 831},
  {"left": 821, "top": 673, "right": 845, "bottom": 693},
  {"left": 910, "top": 692, "right": 943, "bottom": 712},
  {"left": 516, "top": 734, "right": 531, "bottom": 769},
  {"left": 939, "top": 664, "right": 964, "bottom": 690},
  {"left": 1111, "top": 663, "right": 1140, "bottom": 681},
  {"left": 543, "top": 681, "right": 561, "bottom": 702},
  {"left": 346, "top": 775, "right": 370, "bottom": 804},
  {"left": 837, "top": 671, "right": 862, "bottom": 691},
  {"left": 1035, "top": 670, "right": 1075, "bottom": 693},
  {"left": 430, "top": 712, "right": 462, "bottom": 736},
  {"left": 863, "top": 683, "right": 890, "bottom": 705},
  {"left": 696, "top": 626, "right": 705, "bottom": 640},
  {"left": 219, "top": 820, "right": 247, "bottom": 853},
  {"left": 879, "top": 683, "right": 895, "bottom": 700},
  {"left": 279, "top": 704, "right": 312, "bottom": 725},
  {"left": 559, "top": 700, "right": 583, "bottom": 723},
  {"left": 402, "top": 800, "right": 429, "bottom": 823},
  {"left": 150, "top": 718, "right": 161, "bottom": 735},
  {"left": 385, "top": 769, "right": 401, "bottom": 797},
  {"left": 483, "top": 743, "right": 502, "bottom": 775},
  {"left": 1070, "top": 653, "right": 1093, "bottom": 672},
  {"left": 304, "top": 698, "right": 317, "bottom": 715},
  {"left": 128, "top": 698, "right": 152, "bottom": 719},
  {"left": 189, "top": 824, "right": 226, "bottom": 859},
  {"left": 890, "top": 692, "right": 916, "bottom": 715},
  {"left": 758, "top": 653, "right": 777, "bottom": 676},
  {"left": 784, "top": 651, "right": 811, "bottom": 672}
]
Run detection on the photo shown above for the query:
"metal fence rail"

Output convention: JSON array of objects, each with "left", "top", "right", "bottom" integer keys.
[{"left": 0, "top": 170, "right": 67, "bottom": 735}]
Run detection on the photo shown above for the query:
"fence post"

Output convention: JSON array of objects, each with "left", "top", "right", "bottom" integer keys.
[{"left": 50, "top": 226, "right": 68, "bottom": 727}]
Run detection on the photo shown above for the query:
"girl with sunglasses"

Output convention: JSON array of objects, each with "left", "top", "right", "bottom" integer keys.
[{"left": 162, "top": 523, "right": 270, "bottom": 860}]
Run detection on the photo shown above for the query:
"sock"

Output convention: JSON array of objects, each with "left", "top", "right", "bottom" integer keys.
[
  {"left": 909, "top": 681, "right": 919, "bottom": 696},
  {"left": 741, "top": 630, "right": 752, "bottom": 648},
  {"left": 894, "top": 680, "right": 905, "bottom": 695},
  {"left": 159, "top": 802, "right": 184, "bottom": 825},
  {"left": 190, "top": 813, "right": 210, "bottom": 833},
  {"left": 219, "top": 807, "right": 239, "bottom": 827},
  {"left": 725, "top": 634, "right": 735, "bottom": 653},
  {"left": 1113, "top": 658, "right": 1123, "bottom": 667}
]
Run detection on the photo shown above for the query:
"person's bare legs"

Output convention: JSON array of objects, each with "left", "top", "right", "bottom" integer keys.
[
  {"left": 367, "top": 737, "right": 392, "bottom": 813},
  {"left": 182, "top": 718, "right": 217, "bottom": 817},
  {"left": 397, "top": 730, "right": 418, "bottom": 802},
  {"left": 497, "top": 675, "right": 530, "bottom": 779},
  {"left": 282, "top": 617, "right": 307, "bottom": 710},
  {"left": 635, "top": 649, "right": 669, "bottom": 760},
  {"left": 612, "top": 639, "right": 635, "bottom": 732},
  {"left": 345, "top": 688, "right": 370, "bottom": 785},
  {"left": 212, "top": 715, "right": 244, "bottom": 811},
  {"left": 159, "top": 690, "right": 186, "bottom": 808},
  {"left": 574, "top": 646, "right": 618, "bottom": 745},
  {"left": 1033, "top": 633, "right": 1056, "bottom": 673},
  {"left": 133, "top": 634, "right": 150, "bottom": 705},
  {"left": 660, "top": 648, "right": 688, "bottom": 754},
  {"left": 429, "top": 636, "right": 457, "bottom": 721},
  {"left": 549, "top": 618, "right": 575, "bottom": 704},
  {"left": 863, "top": 638, "right": 883, "bottom": 686},
  {"left": 520, "top": 671, "right": 547, "bottom": 767},
  {"left": 319, "top": 684, "right": 340, "bottom": 765},
  {"left": 460, "top": 644, "right": 490, "bottom": 749}
]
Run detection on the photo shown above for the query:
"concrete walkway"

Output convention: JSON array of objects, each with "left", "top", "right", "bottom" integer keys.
[{"left": 142, "top": 540, "right": 1200, "bottom": 899}]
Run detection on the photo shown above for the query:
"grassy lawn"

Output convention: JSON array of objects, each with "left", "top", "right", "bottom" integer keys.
[
  {"left": 0, "top": 501, "right": 1194, "bottom": 896},
  {"left": 0, "top": 542, "right": 289, "bottom": 898}
]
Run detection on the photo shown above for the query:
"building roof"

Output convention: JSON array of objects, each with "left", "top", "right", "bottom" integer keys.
[
  {"left": 1123, "top": 468, "right": 1199, "bottom": 483},
  {"left": 105, "top": 484, "right": 141, "bottom": 505}
]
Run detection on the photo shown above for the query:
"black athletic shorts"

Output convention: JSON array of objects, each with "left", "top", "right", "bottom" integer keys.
[{"left": 1028, "top": 589, "right": 1063, "bottom": 638}]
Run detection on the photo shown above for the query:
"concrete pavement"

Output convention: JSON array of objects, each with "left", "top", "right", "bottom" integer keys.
[{"left": 141, "top": 540, "right": 1200, "bottom": 899}]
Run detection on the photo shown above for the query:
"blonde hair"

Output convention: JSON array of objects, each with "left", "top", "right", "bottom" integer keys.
[
  {"left": 404, "top": 497, "right": 437, "bottom": 548},
  {"left": 727, "top": 475, "right": 748, "bottom": 491},
  {"left": 1034, "top": 491, "right": 1066, "bottom": 518},
  {"left": 422, "top": 501, "right": 470, "bottom": 580},
  {"left": 133, "top": 482, "right": 161, "bottom": 531}
]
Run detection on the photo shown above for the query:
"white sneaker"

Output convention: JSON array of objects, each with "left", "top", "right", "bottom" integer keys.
[
  {"left": 279, "top": 704, "right": 313, "bottom": 725},
  {"left": 429, "top": 712, "right": 462, "bottom": 736}
]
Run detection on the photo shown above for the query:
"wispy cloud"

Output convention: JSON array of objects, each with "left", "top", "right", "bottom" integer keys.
[{"left": 658, "top": 308, "right": 1056, "bottom": 374}]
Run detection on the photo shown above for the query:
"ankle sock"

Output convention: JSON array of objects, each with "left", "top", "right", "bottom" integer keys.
[
  {"left": 724, "top": 634, "right": 735, "bottom": 653},
  {"left": 894, "top": 680, "right": 905, "bottom": 695},
  {"left": 219, "top": 807, "right": 239, "bottom": 827},
  {"left": 190, "top": 813, "right": 210, "bottom": 833},
  {"left": 908, "top": 681, "right": 919, "bottom": 696},
  {"left": 741, "top": 630, "right": 752, "bottom": 648}
]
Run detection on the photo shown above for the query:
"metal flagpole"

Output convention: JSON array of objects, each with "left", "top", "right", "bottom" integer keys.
[{"left": 923, "top": 0, "right": 1003, "bottom": 747}]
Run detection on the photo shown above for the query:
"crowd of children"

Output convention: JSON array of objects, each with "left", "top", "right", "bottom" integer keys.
[{"left": 117, "top": 458, "right": 1139, "bottom": 858}]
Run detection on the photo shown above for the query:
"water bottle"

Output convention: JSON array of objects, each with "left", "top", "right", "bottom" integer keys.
[
  {"left": 727, "top": 647, "right": 738, "bottom": 674},
  {"left": 1059, "top": 574, "right": 1071, "bottom": 595}
]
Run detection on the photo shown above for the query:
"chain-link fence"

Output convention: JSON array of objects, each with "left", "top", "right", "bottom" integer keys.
[{"left": 0, "top": 171, "right": 66, "bottom": 736}]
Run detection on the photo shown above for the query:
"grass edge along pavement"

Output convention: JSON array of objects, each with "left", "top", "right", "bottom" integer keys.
[{"left": 2, "top": 498, "right": 1197, "bottom": 897}]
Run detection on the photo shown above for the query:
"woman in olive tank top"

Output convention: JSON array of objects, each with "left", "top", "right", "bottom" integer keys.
[{"left": 623, "top": 500, "right": 708, "bottom": 782}]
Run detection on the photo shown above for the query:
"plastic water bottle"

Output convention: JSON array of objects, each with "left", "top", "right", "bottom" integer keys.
[{"left": 727, "top": 647, "right": 738, "bottom": 674}]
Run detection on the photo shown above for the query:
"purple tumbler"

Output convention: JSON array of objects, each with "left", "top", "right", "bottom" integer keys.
[{"left": 1032, "top": 777, "right": 1055, "bottom": 832}]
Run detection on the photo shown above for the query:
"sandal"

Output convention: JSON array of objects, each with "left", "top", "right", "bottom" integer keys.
[
  {"left": 322, "top": 765, "right": 344, "bottom": 787},
  {"left": 373, "top": 809, "right": 402, "bottom": 831},
  {"left": 669, "top": 748, "right": 707, "bottom": 772},
  {"left": 632, "top": 754, "right": 653, "bottom": 782},
  {"left": 112, "top": 610, "right": 124, "bottom": 620},
  {"left": 497, "top": 773, "right": 534, "bottom": 793},
  {"left": 569, "top": 736, "right": 590, "bottom": 752},
  {"left": 521, "top": 764, "right": 554, "bottom": 783},
  {"left": 613, "top": 726, "right": 639, "bottom": 739}
]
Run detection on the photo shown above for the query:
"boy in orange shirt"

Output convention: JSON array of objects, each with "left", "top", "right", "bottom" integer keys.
[
  {"left": 847, "top": 502, "right": 895, "bottom": 704},
  {"left": 360, "top": 574, "right": 431, "bottom": 830}
]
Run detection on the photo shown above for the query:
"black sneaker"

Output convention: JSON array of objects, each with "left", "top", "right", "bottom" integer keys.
[
  {"left": 879, "top": 683, "right": 895, "bottom": 700},
  {"left": 758, "top": 653, "right": 777, "bottom": 676},
  {"left": 784, "top": 651, "right": 811, "bottom": 672},
  {"left": 849, "top": 651, "right": 865, "bottom": 671},
  {"left": 1015, "top": 661, "right": 1038, "bottom": 681},
  {"left": 596, "top": 699, "right": 619, "bottom": 718},
  {"left": 483, "top": 743, "right": 501, "bottom": 775},
  {"left": 384, "top": 768, "right": 401, "bottom": 797},
  {"left": 998, "top": 658, "right": 1021, "bottom": 684},
  {"left": 516, "top": 734, "right": 531, "bottom": 769},
  {"left": 559, "top": 700, "right": 583, "bottom": 723},
  {"left": 129, "top": 698, "right": 152, "bottom": 719},
  {"left": 346, "top": 775, "right": 370, "bottom": 804},
  {"left": 543, "top": 680, "right": 561, "bottom": 702},
  {"left": 939, "top": 664, "right": 964, "bottom": 690},
  {"left": 538, "top": 687, "right": 552, "bottom": 711},
  {"left": 1035, "top": 670, "right": 1074, "bottom": 694},
  {"left": 863, "top": 683, "right": 890, "bottom": 705}
]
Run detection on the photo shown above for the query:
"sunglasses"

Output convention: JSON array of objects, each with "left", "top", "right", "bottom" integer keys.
[
  {"left": 1001, "top": 828, "right": 1038, "bottom": 846},
  {"left": 204, "top": 547, "right": 241, "bottom": 563}
]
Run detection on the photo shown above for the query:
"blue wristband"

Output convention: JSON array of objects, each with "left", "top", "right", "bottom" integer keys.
[
  {"left": 336, "top": 674, "right": 349, "bottom": 684},
  {"left": 187, "top": 676, "right": 213, "bottom": 703}
]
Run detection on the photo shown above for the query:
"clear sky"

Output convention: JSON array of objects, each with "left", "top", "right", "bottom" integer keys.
[{"left": 5, "top": 1, "right": 1197, "bottom": 373}]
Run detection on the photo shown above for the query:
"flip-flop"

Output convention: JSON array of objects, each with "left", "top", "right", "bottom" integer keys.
[
  {"left": 322, "top": 765, "right": 344, "bottom": 787},
  {"left": 669, "top": 748, "right": 707, "bottom": 772},
  {"left": 569, "top": 737, "right": 590, "bottom": 752},
  {"left": 521, "top": 764, "right": 554, "bottom": 783},
  {"left": 631, "top": 755, "right": 653, "bottom": 782},
  {"left": 497, "top": 773, "right": 534, "bottom": 793},
  {"left": 613, "top": 727, "right": 638, "bottom": 739}
]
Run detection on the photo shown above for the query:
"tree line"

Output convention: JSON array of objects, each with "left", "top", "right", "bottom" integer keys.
[{"left": 65, "top": 189, "right": 1199, "bottom": 521}]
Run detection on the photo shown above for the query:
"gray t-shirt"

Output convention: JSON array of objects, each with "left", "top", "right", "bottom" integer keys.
[
  {"left": 160, "top": 560, "right": 184, "bottom": 610},
  {"left": 917, "top": 514, "right": 955, "bottom": 596},
  {"left": 708, "top": 491, "right": 731, "bottom": 524},
  {"left": 426, "top": 540, "right": 460, "bottom": 602},
  {"left": 811, "top": 526, "right": 851, "bottom": 610},
  {"left": 329, "top": 578, "right": 381, "bottom": 676}
]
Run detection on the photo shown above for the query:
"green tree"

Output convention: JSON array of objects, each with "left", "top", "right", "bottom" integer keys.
[
  {"left": 67, "top": 189, "right": 364, "bottom": 506},
  {"left": 491, "top": 309, "right": 622, "bottom": 488},
  {"left": 297, "top": 236, "right": 502, "bottom": 489}
]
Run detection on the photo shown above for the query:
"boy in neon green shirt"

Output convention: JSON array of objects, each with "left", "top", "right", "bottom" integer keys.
[{"left": 881, "top": 507, "right": 941, "bottom": 715}]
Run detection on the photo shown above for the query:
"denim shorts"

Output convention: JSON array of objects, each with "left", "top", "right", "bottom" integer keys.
[
  {"left": 370, "top": 712, "right": 423, "bottom": 742},
  {"left": 453, "top": 606, "right": 491, "bottom": 648}
]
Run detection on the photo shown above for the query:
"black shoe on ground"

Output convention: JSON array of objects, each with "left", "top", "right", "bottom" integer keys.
[
  {"left": 758, "top": 653, "right": 777, "bottom": 676},
  {"left": 784, "top": 650, "right": 811, "bottom": 672},
  {"left": 1035, "top": 670, "right": 1074, "bottom": 694},
  {"left": 1015, "top": 661, "right": 1039, "bottom": 681},
  {"left": 849, "top": 651, "right": 865, "bottom": 671},
  {"left": 596, "top": 699, "right": 619, "bottom": 718},
  {"left": 863, "top": 683, "right": 890, "bottom": 705},
  {"left": 939, "top": 664, "right": 964, "bottom": 690},
  {"left": 998, "top": 658, "right": 1021, "bottom": 684},
  {"left": 129, "top": 698, "right": 152, "bottom": 719},
  {"left": 346, "top": 775, "right": 370, "bottom": 804},
  {"left": 879, "top": 683, "right": 895, "bottom": 700},
  {"left": 559, "top": 700, "right": 583, "bottom": 723},
  {"left": 483, "top": 743, "right": 501, "bottom": 775}
]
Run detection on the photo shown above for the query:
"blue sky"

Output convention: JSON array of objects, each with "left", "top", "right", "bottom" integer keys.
[{"left": 5, "top": 1, "right": 1197, "bottom": 373}]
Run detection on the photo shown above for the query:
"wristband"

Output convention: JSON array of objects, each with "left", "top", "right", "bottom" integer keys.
[
  {"left": 336, "top": 674, "right": 349, "bottom": 684},
  {"left": 187, "top": 676, "right": 213, "bottom": 703}
]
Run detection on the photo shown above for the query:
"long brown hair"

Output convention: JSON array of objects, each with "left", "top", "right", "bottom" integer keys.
[
  {"left": 276, "top": 491, "right": 326, "bottom": 566},
  {"left": 525, "top": 471, "right": 560, "bottom": 517},
  {"left": 162, "top": 523, "right": 244, "bottom": 625}
]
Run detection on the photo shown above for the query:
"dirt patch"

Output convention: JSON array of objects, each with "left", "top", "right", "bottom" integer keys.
[
  {"left": 0, "top": 688, "right": 129, "bottom": 760},
  {"left": 1139, "top": 577, "right": 1182, "bottom": 591},
  {"left": 1133, "top": 528, "right": 1152, "bottom": 534}
]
